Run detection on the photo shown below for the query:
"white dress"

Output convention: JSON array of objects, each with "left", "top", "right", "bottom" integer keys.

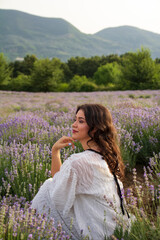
[{"left": 31, "top": 150, "right": 128, "bottom": 239}]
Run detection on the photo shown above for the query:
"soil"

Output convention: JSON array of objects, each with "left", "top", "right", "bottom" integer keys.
[
  {"left": 122, "top": 164, "right": 158, "bottom": 217},
  {"left": 123, "top": 164, "right": 145, "bottom": 190}
]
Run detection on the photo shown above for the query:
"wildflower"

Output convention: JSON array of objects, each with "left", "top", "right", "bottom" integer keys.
[
  {"left": 111, "top": 235, "right": 118, "bottom": 240},
  {"left": 149, "top": 184, "right": 155, "bottom": 201},
  {"left": 133, "top": 168, "right": 137, "bottom": 184},
  {"left": 157, "top": 173, "right": 160, "bottom": 178},
  {"left": 28, "top": 234, "right": 33, "bottom": 239},
  {"left": 29, "top": 184, "right": 32, "bottom": 192},
  {"left": 126, "top": 188, "right": 132, "bottom": 199},
  {"left": 143, "top": 167, "right": 149, "bottom": 187}
]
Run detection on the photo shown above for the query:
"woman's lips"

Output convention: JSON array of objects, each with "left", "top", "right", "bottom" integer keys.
[{"left": 72, "top": 130, "right": 78, "bottom": 133}]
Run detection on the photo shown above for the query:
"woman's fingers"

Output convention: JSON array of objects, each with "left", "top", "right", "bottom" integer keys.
[
  {"left": 52, "top": 136, "right": 75, "bottom": 150},
  {"left": 63, "top": 137, "right": 75, "bottom": 149},
  {"left": 62, "top": 136, "right": 75, "bottom": 143},
  {"left": 68, "top": 142, "right": 75, "bottom": 149}
]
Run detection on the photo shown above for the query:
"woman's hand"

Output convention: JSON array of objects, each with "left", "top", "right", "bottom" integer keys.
[{"left": 52, "top": 136, "right": 75, "bottom": 151}]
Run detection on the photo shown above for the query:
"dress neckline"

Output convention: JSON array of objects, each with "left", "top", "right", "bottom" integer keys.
[{"left": 85, "top": 148, "right": 103, "bottom": 157}]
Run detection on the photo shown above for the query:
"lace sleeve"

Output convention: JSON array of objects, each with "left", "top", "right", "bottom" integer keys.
[
  {"left": 49, "top": 160, "right": 77, "bottom": 216},
  {"left": 50, "top": 153, "right": 93, "bottom": 214},
  {"left": 71, "top": 156, "right": 93, "bottom": 192}
]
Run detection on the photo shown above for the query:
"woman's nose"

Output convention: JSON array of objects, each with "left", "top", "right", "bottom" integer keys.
[{"left": 72, "top": 121, "right": 77, "bottom": 128}]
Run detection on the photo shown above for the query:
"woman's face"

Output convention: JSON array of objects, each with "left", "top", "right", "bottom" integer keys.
[{"left": 72, "top": 109, "right": 90, "bottom": 144}]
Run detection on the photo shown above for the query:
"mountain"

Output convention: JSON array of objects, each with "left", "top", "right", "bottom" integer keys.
[
  {"left": 0, "top": 9, "right": 160, "bottom": 61},
  {"left": 95, "top": 26, "right": 160, "bottom": 58}
]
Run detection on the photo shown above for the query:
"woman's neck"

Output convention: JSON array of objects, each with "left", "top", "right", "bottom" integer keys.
[{"left": 81, "top": 140, "right": 101, "bottom": 152}]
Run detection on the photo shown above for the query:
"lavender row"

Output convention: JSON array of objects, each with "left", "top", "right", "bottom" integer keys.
[
  {"left": 0, "top": 153, "right": 159, "bottom": 240},
  {"left": 1, "top": 105, "right": 159, "bottom": 166}
]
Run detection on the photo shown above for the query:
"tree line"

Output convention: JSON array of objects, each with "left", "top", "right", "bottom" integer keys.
[{"left": 0, "top": 48, "right": 160, "bottom": 92}]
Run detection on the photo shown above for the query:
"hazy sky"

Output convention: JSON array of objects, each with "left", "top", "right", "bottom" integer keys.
[{"left": 1, "top": 0, "right": 160, "bottom": 34}]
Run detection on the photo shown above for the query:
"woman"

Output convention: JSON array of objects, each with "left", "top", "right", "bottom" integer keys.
[{"left": 31, "top": 104, "right": 129, "bottom": 239}]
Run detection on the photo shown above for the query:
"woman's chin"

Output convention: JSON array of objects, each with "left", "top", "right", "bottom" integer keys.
[{"left": 72, "top": 134, "right": 78, "bottom": 141}]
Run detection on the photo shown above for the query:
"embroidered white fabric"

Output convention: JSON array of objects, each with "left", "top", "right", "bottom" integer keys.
[{"left": 31, "top": 150, "right": 130, "bottom": 239}]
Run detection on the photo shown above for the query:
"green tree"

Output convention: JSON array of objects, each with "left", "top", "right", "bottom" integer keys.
[
  {"left": 67, "top": 57, "right": 85, "bottom": 78},
  {"left": 78, "top": 57, "right": 101, "bottom": 78},
  {"left": 93, "top": 62, "right": 122, "bottom": 89},
  {"left": 68, "top": 75, "right": 88, "bottom": 92},
  {"left": 10, "top": 74, "right": 31, "bottom": 91},
  {"left": 155, "top": 58, "right": 160, "bottom": 64},
  {"left": 80, "top": 81, "right": 97, "bottom": 92},
  {"left": 22, "top": 54, "right": 37, "bottom": 75},
  {"left": 152, "top": 63, "right": 160, "bottom": 89},
  {"left": 10, "top": 55, "right": 37, "bottom": 78},
  {"left": 9, "top": 60, "right": 23, "bottom": 78},
  {"left": 121, "top": 48, "right": 156, "bottom": 89},
  {"left": 0, "top": 53, "right": 11, "bottom": 88},
  {"left": 60, "top": 63, "right": 72, "bottom": 83},
  {"left": 31, "top": 58, "right": 64, "bottom": 92},
  {"left": 67, "top": 56, "right": 102, "bottom": 79},
  {"left": 103, "top": 54, "right": 121, "bottom": 65}
]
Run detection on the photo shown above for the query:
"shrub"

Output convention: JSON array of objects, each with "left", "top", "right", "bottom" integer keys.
[
  {"left": 68, "top": 75, "right": 88, "bottom": 91},
  {"left": 10, "top": 74, "right": 31, "bottom": 91},
  {"left": 80, "top": 81, "right": 97, "bottom": 92},
  {"left": 56, "top": 83, "right": 69, "bottom": 92}
]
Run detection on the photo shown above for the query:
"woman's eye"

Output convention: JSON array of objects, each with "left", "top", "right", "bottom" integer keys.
[{"left": 79, "top": 120, "right": 84, "bottom": 123}]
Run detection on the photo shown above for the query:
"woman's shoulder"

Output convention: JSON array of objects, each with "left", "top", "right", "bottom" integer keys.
[
  {"left": 62, "top": 151, "right": 86, "bottom": 166},
  {"left": 67, "top": 150, "right": 106, "bottom": 170},
  {"left": 59, "top": 151, "right": 91, "bottom": 176},
  {"left": 66, "top": 150, "right": 89, "bottom": 161},
  {"left": 67, "top": 150, "right": 101, "bottom": 163},
  {"left": 63, "top": 150, "right": 114, "bottom": 178},
  {"left": 63, "top": 151, "right": 94, "bottom": 168},
  {"left": 64, "top": 150, "right": 108, "bottom": 171}
]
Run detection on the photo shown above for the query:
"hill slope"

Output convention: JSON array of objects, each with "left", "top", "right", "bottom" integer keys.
[
  {"left": 95, "top": 26, "right": 160, "bottom": 58},
  {"left": 0, "top": 9, "right": 114, "bottom": 61},
  {"left": 0, "top": 9, "right": 160, "bottom": 61}
]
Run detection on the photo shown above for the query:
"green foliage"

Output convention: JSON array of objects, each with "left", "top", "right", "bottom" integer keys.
[
  {"left": 1, "top": 48, "right": 160, "bottom": 91},
  {"left": 60, "top": 63, "right": 73, "bottom": 83},
  {"left": 109, "top": 217, "right": 160, "bottom": 240},
  {"left": 10, "top": 54, "right": 37, "bottom": 78},
  {"left": 78, "top": 57, "right": 101, "bottom": 78},
  {"left": 121, "top": 48, "right": 157, "bottom": 89},
  {"left": 0, "top": 53, "right": 11, "bottom": 88},
  {"left": 94, "top": 62, "right": 122, "bottom": 88},
  {"left": 9, "top": 74, "right": 31, "bottom": 91},
  {"left": 67, "top": 57, "right": 85, "bottom": 78},
  {"left": 155, "top": 58, "right": 160, "bottom": 64},
  {"left": 68, "top": 75, "right": 97, "bottom": 92},
  {"left": 67, "top": 55, "right": 122, "bottom": 82},
  {"left": 68, "top": 75, "right": 88, "bottom": 92},
  {"left": 128, "top": 94, "right": 136, "bottom": 99},
  {"left": 31, "top": 58, "right": 64, "bottom": 92},
  {"left": 56, "top": 83, "right": 69, "bottom": 92},
  {"left": 153, "top": 63, "right": 160, "bottom": 89},
  {"left": 80, "top": 81, "right": 97, "bottom": 92}
]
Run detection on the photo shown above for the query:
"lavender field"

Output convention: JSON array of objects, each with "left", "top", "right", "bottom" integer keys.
[{"left": 0, "top": 90, "right": 160, "bottom": 240}]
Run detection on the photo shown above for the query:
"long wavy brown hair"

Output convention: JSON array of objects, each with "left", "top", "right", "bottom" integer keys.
[{"left": 76, "top": 104, "right": 125, "bottom": 180}]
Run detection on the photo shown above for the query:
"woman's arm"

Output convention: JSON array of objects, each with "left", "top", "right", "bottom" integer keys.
[
  {"left": 51, "top": 147, "right": 61, "bottom": 177},
  {"left": 51, "top": 136, "right": 75, "bottom": 177}
]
